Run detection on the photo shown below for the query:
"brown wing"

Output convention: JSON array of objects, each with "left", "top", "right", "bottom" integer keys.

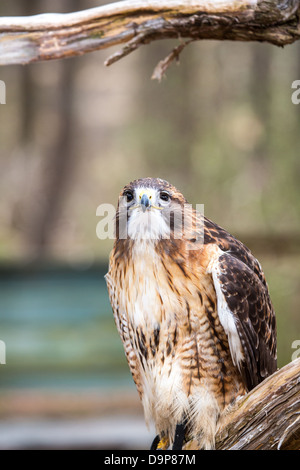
[
  {"left": 217, "top": 253, "right": 277, "bottom": 390},
  {"left": 204, "top": 218, "right": 277, "bottom": 391}
]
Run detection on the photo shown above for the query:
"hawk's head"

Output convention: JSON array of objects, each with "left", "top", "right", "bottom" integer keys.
[{"left": 116, "top": 177, "right": 187, "bottom": 241}]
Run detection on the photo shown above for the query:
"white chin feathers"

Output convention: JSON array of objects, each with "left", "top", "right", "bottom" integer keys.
[{"left": 127, "top": 208, "right": 170, "bottom": 241}]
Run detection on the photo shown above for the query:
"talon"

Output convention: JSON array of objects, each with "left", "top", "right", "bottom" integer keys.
[
  {"left": 150, "top": 434, "right": 169, "bottom": 450},
  {"left": 157, "top": 436, "right": 170, "bottom": 449}
]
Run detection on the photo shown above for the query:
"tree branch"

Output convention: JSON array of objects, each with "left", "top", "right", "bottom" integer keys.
[
  {"left": 214, "top": 358, "right": 300, "bottom": 450},
  {"left": 0, "top": 0, "right": 300, "bottom": 78}
]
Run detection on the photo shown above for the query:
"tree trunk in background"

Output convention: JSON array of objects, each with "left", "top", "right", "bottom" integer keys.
[
  {"left": 250, "top": 43, "right": 272, "bottom": 154},
  {"left": 24, "top": 0, "right": 82, "bottom": 258},
  {"left": 19, "top": 0, "right": 37, "bottom": 145},
  {"left": 32, "top": 55, "right": 75, "bottom": 257},
  {"left": 170, "top": 45, "right": 198, "bottom": 187},
  {"left": 9, "top": 1, "right": 39, "bottom": 238},
  {"left": 249, "top": 43, "right": 273, "bottom": 227},
  {"left": 139, "top": 41, "right": 198, "bottom": 189}
]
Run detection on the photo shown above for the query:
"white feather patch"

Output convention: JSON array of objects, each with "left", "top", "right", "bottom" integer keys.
[
  {"left": 127, "top": 187, "right": 170, "bottom": 241},
  {"left": 207, "top": 249, "right": 244, "bottom": 369}
]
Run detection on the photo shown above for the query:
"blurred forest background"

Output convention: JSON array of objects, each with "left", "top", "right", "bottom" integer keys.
[{"left": 0, "top": 0, "right": 300, "bottom": 449}]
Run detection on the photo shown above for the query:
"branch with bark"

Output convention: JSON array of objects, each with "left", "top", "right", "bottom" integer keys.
[
  {"left": 180, "top": 358, "right": 300, "bottom": 450},
  {"left": 214, "top": 358, "right": 300, "bottom": 450},
  {"left": 0, "top": 1, "right": 300, "bottom": 79}
]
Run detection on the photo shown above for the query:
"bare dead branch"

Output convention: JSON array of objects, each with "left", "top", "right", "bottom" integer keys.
[
  {"left": 215, "top": 358, "right": 300, "bottom": 450},
  {"left": 151, "top": 40, "right": 194, "bottom": 82},
  {"left": 179, "top": 358, "right": 300, "bottom": 450},
  {"left": 0, "top": 0, "right": 300, "bottom": 79}
]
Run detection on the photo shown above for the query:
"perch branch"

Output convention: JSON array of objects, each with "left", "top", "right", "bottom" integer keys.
[
  {"left": 213, "top": 358, "right": 300, "bottom": 450},
  {"left": 0, "top": 0, "right": 300, "bottom": 77}
]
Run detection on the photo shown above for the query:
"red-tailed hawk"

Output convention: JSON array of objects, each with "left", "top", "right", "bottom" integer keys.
[{"left": 105, "top": 177, "right": 277, "bottom": 450}]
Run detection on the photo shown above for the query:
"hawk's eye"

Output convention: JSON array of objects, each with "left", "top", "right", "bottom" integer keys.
[
  {"left": 124, "top": 190, "right": 134, "bottom": 203},
  {"left": 160, "top": 191, "right": 170, "bottom": 202}
]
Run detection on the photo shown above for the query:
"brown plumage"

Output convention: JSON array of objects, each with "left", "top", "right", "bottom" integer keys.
[{"left": 105, "top": 177, "right": 277, "bottom": 449}]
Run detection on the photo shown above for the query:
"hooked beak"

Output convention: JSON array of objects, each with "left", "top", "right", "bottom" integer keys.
[{"left": 140, "top": 193, "right": 150, "bottom": 212}]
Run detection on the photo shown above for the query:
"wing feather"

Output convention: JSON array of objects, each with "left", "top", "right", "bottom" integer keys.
[{"left": 205, "top": 218, "right": 277, "bottom": 391}]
